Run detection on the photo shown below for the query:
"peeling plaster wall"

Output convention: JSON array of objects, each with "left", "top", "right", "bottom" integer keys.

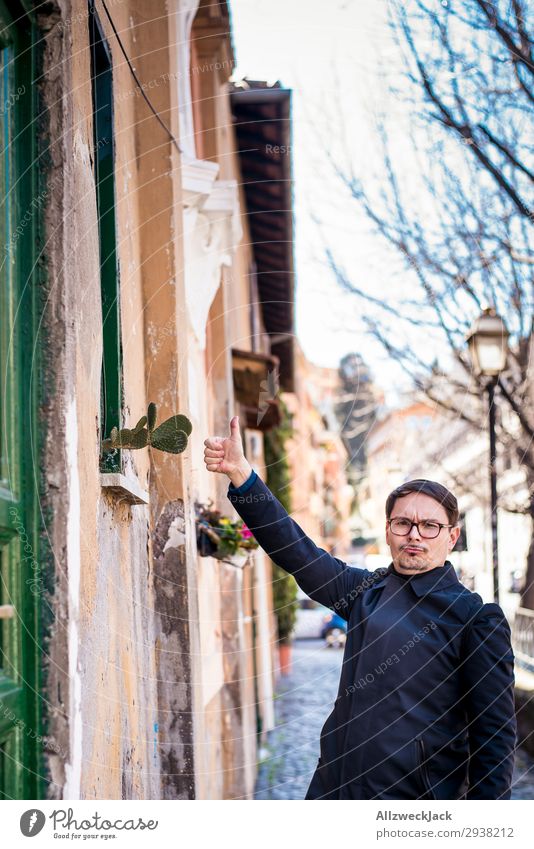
[
  {"left": 151, "top": 501, "right": 196, "bottom": 799},
  {"left": 81, "top": 497, "right": 159, "bottom": 800},
  {"left": 38, "top": 0, "right": 277, "bottom": 801},
  {"left": 130, "top": 0, "right": 205, "bottom": 800},
  {"left": 63, "top": 396, "right": 82, "bottom": 799},
  {"left": 219, "top": 563, "right": 248, "bottom": 799},
  {"left": 37, "top": 0, "right": 75, "bottom": 797},
  {"left": 171, "top": 0, "right": 278, "bottom": 800},
  {"left": 39, "top": 0, "right": 162, "bottom": 799}
]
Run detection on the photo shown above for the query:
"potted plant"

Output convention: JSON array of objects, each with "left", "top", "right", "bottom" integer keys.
[
  {"left": 273, "top": 561, "right": 298, "bottom": 675},
  {"left": 195, "top": 502, "right": 258, "bottom": 565},
  {"left": 101, "top": 402, "right": 192, "bottom": 455}
]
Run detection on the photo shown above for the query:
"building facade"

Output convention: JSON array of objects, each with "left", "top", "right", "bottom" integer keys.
[
  {"left": 0, "top": 0, "right": 295, "bottom": 800},
  {"left": 359, "top": 399, "right": 531, "bottom": 617},
  {"left": 284, "top": 343, "right": 354, "bottom": 558}
]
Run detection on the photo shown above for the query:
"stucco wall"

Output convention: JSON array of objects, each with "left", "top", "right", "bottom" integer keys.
[{"left": 38, "top": 0, "right": 276, "bottom": 801}]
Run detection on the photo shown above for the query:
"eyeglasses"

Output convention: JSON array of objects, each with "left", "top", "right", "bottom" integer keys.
[{"left": 387, "top": 517, "right": 455, "bottom": 539}]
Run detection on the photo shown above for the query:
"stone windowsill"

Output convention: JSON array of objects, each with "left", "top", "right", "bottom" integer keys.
[{"left": 100, "top": 473, "right": 149, "bottom": 505}]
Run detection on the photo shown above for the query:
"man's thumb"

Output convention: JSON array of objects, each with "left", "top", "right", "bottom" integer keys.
[{"left": 230, "top": 415, "right": 240, "bottom": 437}]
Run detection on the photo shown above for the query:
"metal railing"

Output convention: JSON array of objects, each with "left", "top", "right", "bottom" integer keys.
[{"left": 513, "top": 607, "right": 534, "bottom": 674}]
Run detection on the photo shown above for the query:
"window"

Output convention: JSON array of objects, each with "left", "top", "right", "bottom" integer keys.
[{"left": 89, "top": 2, "right": 123, "bottom": 472}]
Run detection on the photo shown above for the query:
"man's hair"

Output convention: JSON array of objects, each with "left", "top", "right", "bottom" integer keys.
[{"left": 385, "top": 479, "right": 459, "bottom": 526}]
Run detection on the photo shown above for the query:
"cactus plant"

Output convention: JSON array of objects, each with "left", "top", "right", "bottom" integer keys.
[
  {"left": 101, "top": 404, "right": 192, "bottom": 455},
  {"left": 147, "top": 402, "right": 157, "bottom": 433}
]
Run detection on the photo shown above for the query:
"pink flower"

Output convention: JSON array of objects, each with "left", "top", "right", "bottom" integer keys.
[{"left": 240, "top": 525, "right": 253, "bottom": 539}]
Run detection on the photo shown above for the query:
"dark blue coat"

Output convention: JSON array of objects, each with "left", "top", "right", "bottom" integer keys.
[{"left": 228, "top": 473, "right": 517, "bottom": 800}]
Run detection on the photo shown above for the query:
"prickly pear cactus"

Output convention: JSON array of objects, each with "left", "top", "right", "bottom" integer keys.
[
  {"left": 101, "top": 404, "right": 192, "bottom": 455},
  {"left": 147, "top": 403, "right": 157, "bottom": 433},
  {"left": 150, "top": 417, "right": 189, "bottom": 454}
]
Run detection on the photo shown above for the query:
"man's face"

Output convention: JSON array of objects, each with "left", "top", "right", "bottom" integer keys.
[{"left": 385, "top": 491, "right": 461, "bottom": 573}]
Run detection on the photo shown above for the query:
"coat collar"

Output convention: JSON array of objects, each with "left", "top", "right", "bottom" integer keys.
[{"left": 368, "top": 560, "right": 460, "bottom": 597}]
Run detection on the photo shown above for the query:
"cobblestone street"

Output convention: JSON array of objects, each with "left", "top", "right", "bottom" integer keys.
[{"left": 254, "top": 639, "right": 534, "bottom": 800}]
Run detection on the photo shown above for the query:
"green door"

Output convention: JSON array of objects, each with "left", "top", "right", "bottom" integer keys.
[{"left": 0, "top": 2, "right": 40, "bottom": 799}]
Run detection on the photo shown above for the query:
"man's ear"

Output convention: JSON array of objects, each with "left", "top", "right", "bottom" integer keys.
[{"left": 449, "top": 526, "right": 461, "bottom": 550}]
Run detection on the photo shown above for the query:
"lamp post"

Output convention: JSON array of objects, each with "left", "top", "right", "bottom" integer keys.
[{"left": 466, "top": 307, "right": 510, "bottom": 603}]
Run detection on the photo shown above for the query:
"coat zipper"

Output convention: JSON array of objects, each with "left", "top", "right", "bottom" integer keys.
[{"left": 415, "top": 735, "right": 436, "bottom": 800}]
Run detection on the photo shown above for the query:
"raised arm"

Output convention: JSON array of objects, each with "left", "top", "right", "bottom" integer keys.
[{"left": 203, "top": 416, "right": 369, "bottom": 616}]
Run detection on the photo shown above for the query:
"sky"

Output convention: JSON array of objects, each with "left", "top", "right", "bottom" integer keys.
[{"left": 228, "top": 0, "right": 418, "bottom": 401}]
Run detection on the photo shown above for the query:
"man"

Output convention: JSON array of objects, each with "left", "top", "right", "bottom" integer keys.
[{"left": 204, "top": 416, "right": 517, "bottom": 800}]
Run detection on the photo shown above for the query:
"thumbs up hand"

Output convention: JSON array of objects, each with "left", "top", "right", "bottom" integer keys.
[{"left": 203, "top": 416, "right": 252, "bottom": 487}]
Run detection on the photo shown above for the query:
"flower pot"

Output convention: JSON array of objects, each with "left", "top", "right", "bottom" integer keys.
[
  {"left": 279, "top": 642, "right": 292, "bottom": 676},
  {"left": 227, "top": 550, "right": 249, "bottom": 569},
  {"left": 195, "top": 506, "right": 258, "bottom": 563},
  {"left": 197, "top": 528, "right": 219, "bottom": 558}
]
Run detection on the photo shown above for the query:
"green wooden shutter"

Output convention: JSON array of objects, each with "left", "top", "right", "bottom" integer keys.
[
  {"left": 0, "top": 1, "right": 41, "bottom": 800},
  {"left": 89, "top": 2, "right": 123, "bottom": 473}
]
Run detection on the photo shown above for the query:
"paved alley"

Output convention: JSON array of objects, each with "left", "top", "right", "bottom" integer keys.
[
  {"left": 254, "top": 639, "right": 534, "bottom": 800},
  {"left": 255, "top": 639, "right": 341, "bottom": 800}
]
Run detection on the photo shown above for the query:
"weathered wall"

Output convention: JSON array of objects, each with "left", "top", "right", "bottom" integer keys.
[
  {"left": 37, "top": 0, "right": 177, "bottom": 799},
  {"left": 38, "top": 0, "right": 163, "bottom": 799},
  {"left": 38, "top": 0, "right": 277, "bottom": 801},
  {"left": 130, "top": 0, "right": 204, "bottom": 800},
  {"left": 37, "top": 0, "right": 73, "bottom": 798},
  {"left": 184, "top": 0, "right": 277, "bottom": 800}
]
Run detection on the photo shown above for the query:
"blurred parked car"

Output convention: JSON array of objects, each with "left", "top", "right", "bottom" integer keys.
[
  {"left": 293, "top": 595, "right": 330, "bottom": 639},
  {"left": 321, "top": 611, "right": 347, "bottom": 648},
  {"left": 294, "top": 593, "right": 347, "bottom": 647}
]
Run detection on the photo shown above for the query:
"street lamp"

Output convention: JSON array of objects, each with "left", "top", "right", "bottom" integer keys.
[{"left": 466, "top": 307, "right": 510, "bottom": 603}]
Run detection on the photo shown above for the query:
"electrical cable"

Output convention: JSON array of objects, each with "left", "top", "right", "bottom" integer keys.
[{"left": 98, "top": 0, "right": 183, "bottom": 155}]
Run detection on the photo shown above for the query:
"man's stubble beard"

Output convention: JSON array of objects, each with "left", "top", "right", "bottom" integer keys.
[{"left": 395, "top": 551, "right": 434, "bottom": 572}]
